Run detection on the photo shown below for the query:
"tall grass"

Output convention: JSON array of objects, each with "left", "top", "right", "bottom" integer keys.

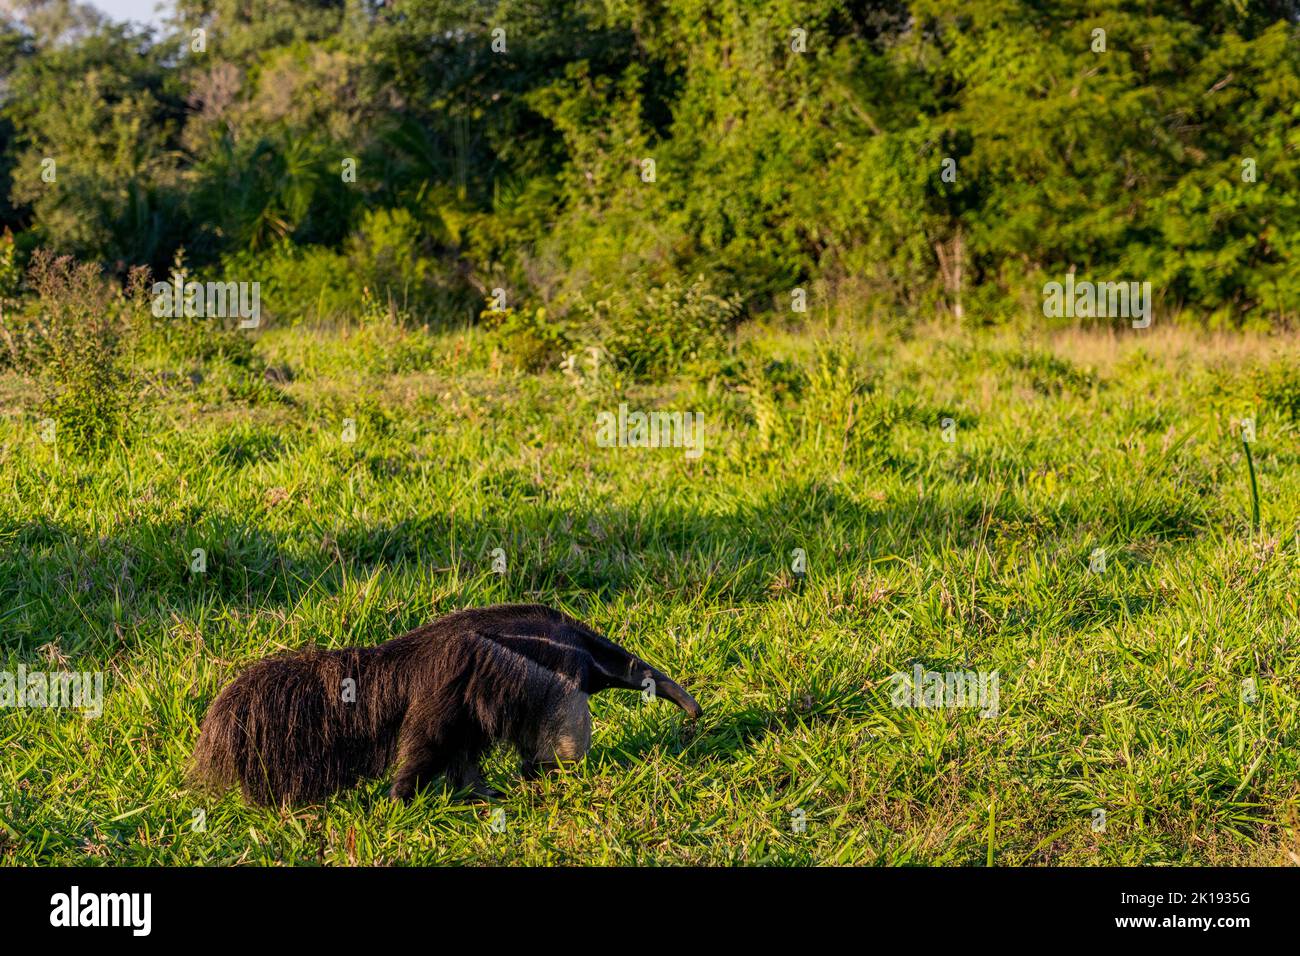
[{"left": 1, "top": 314, "right": 1298, "bottom": 866}]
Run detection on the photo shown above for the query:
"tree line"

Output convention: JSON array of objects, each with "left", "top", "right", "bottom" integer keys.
[{"left": 0, "top": 0, "right": 1297, "bottom": 327}]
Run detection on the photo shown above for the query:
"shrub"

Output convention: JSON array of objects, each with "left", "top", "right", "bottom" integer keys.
[
  {"left": 0, "top": 230, "right": 22, "bottom": 370},
  {"left": 222, "top": 242, "right": 363, "bottom": 327},
  {"left": 343, "top": 290, "right": 442, "bottom": 375},
  {"left": 136, "top": 253, "right": 259, "bottom": 371},
  {"left": 5, "top": 250, "right": 148, "bottom": 451},
  {"left": 571, "top": 275, "right": 741, "bottom": 378},
  {"left": 345, "top": 206, "right": 476, "bottom": 325},
  {"left": 218, "top": 207, "right": 480, "bottom": 328},
  {"left": 742, "top": 357, "right": 807, "bottom": 452},
  {"left": 801, "top": 343, "right": 898, "bottom": 468},
  {"left": 481, "top": 301, "right": 569, "bottom": 373}
]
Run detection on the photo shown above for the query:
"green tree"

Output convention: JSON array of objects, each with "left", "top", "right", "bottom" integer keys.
[{"left": 3, "top": 21, "right": 188, "bottom": 269}]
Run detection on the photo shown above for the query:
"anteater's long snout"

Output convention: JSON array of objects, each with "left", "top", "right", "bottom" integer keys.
[{"left": 653, "top": 673, "right": 702, "bottom": 719}]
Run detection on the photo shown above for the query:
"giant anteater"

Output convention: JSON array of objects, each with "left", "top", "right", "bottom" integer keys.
[{"left": 190, "top": 603, "right": 701, "bottom": 805}]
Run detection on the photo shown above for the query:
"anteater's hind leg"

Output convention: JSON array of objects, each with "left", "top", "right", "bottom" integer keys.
[
  {"left": 389, "top": 732, "right": 452, "bottom": 801},
  {"left": 390, "top": 714, "right": 494, "bottom": 802}
]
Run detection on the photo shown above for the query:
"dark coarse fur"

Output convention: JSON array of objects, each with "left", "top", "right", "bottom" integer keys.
[{"left": 190, "top": 603, "right": 702, "bottom": 806}]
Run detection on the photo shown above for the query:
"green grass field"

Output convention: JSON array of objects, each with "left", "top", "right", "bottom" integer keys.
[{"left": 2, "top": 314, "right": 1298, "bottom": 865}]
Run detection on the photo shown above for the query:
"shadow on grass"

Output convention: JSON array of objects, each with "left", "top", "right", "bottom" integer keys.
[
  {"left": 589, "top": 693, "right": 883, "bottom": 772},
  {"left": 0, "top": 474, "right": 1203, "bottom": 659}
]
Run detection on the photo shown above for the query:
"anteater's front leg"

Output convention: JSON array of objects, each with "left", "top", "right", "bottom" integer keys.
[
  {"left": 521, "top": 691, "right": 592, "bottom": 780},
  {"left": 446, "top": 759, "right": 503, "bottom": 800}
]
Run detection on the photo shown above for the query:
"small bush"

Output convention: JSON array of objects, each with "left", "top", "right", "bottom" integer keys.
[
  {"left": 219, "top": 208, "right": 479, "bottom": 328},
  {"left": 742, "top": 357, "right": 807, "bottom": 452},
  {"left": 345, "top": 207, "right": 477, "bottom": 326},
  {"left": 482, "top": 302, "right": 569, "bottom": 373},
  {"left": 801, "top": 343, "right": 897, "bottom": 467},
  {"left": 138, "top": 279, "right": 258, "bottom": 372},
  {"left": 0, "top": 230, "right": 22, "bottom": 370},
  {"left": 222, "top": 242, "right": 362, "bottom": 327},
  {"left": 1005, "top": 348, "right": 1098, "bottom": 395},
  {"left": 572, "top": 275, "right": 741, "bottom": 378},
  {"left": 4, "top": 250, "right": 148, "bottom": 451},
  {"left": 346, "top": 291, "right": 442, "bottom": 374}
]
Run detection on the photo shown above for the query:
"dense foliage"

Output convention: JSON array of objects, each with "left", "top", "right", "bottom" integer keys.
[{"left": 0, "top": 0, "right": 1297, "bottom": 327}]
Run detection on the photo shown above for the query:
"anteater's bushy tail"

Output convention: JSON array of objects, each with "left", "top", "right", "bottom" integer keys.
[{"left": 189, "top": 648, "right": 403, "bottom": 806}]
